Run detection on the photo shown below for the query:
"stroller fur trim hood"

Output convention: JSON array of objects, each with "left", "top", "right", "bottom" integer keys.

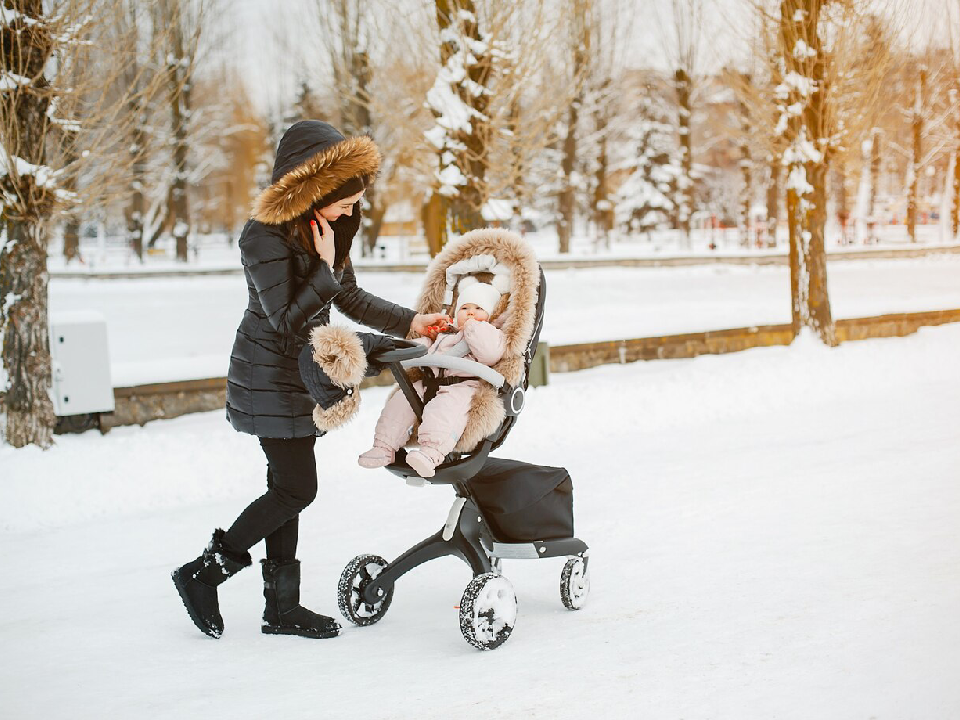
[
  {"left": 251, "top": 135, "right": 381, "bottom": 225},
  {"left": 408, "top": 228, "right": 539, "bottom": 453},
  {"left": 413, "top": 228, "right": 539, "bottom": 379}
]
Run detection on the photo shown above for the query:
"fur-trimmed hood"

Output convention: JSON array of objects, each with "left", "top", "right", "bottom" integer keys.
[
  {"left": 407, "top": 229, "right": 541, "bottom": 453},
  {"left": 251, "top": 120, "right": 381, "bottom": 225},
  {"left": 412, "top": 228, "right": 539, "bottom": 387}
]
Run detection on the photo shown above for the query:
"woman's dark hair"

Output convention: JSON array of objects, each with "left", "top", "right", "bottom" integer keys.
[{"left": 281, "top": 175, "right": 370, "bottom": 270}]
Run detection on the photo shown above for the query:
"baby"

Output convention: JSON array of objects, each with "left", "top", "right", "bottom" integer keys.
[{"left": 358, "top": 278, "right": 506, "bottom": 478}]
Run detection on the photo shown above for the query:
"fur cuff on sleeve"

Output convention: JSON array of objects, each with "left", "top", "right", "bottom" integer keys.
[
  {"left": 312, "top": 389, "right": 362, "bottom": 431},
  {"left": 304, "top": 325, "right": 368, "bottom": 431},
  {"left": 309, "top": 325, "right": 368, "bottom": 386}
]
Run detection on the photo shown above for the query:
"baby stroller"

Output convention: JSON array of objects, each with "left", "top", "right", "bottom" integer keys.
[{"left": 335, "top": 229, "right": 591, "bottom": 650}]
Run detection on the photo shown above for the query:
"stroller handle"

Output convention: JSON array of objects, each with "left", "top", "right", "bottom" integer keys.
[
  {"left": 371, "top": 339, "right": 428, "bottom": 364},
  {"left": 400, "top": 355, "right": 505, "bottom": 389}
]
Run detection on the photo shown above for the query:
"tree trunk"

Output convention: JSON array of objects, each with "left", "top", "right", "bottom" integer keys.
[
  {"left": 908, "top": 67, "right": 925, "bottom": 244},
  {"left": 164, "top": 0, "right": 191, "bottom": 261},
  {"left": 738, "top": 76, "right": 752, "bottom": 247},
  {"left": 591, "top": 80, "right": 613, "bottom": 248},
  {"left": 126, "top": 11, "right": 145, "bottom": 263},
  {"left": 592, "top": 132, "right": 613, "bottom": 247},
  {"left": 835, "top": 157, "right": 847, "bottom": 242},
  {"left": 1, "top": 219, "right": 57, "bottom": 448},
  {"left": 509, "top": 95, "right": 525, "bottom": 222},
  {"left": 558, "top": 0, "right": 588, "bottom": 254},
  {"left": 434, "top": 0, "right": 490, "bottom": 238},
  {"left": 803, "top": 158, "right": 835, "bottom": 343},
  {"left": 63, "top": 219, "right": 80, "bottom": 262},
  {"left": 953, "top": 86, "right": 960, "bottom": 239},
  {"left": 349, "top": 48, "right": 384, "bottom": 256},
  {"left": 127, "top": 123, "right": 145, "bottom": 262},
  {"left": 869, "top": 128, "right": 880, "bottom": 221},
  {"left": 422, "top": 193, "right": 446, "bottom": 258},
  {"left": 781, "top": 0, "right": 836, "bottom": 346},
  {"left": 0, "top": 1, "right": 57, "bottom": 447},
  {"left": 675, "top": 67, "right": 693, "bottom": 249},
  {"left": 766, "top": 158, "right": 780, "bottom": 245},
  {"left": 558, "top": 98, "right": 578, "bottom": 254},
  {"left": 364, "top": 199, "right": 388, "bottom": 254}
]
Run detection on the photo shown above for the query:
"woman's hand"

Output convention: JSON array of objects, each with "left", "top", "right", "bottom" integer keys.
[
  {"left": 411, "top": 312, "right": 451, "bottom": 337},
  {"left": 311, "top": 211, "right": 335, "bottom": 267}
]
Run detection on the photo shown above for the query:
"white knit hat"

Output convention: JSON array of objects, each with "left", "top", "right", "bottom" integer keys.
[{"left": 455, "top": 278, "right": 501, "bottom": 318}]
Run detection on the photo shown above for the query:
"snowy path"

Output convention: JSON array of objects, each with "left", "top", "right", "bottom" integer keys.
[
  {"left": 2, "top": 325, "right": 959, "bottom": 719},
  {"left": 49, "top": 256, "right": 960, "bottom": 386}
]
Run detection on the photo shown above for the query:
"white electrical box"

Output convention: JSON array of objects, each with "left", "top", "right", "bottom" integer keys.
[{"left": 49, "top": 311, "right": 115, "bottom": 417}]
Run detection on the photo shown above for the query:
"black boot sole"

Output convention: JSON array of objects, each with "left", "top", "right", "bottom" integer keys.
[
  {"left": 171, "top": 570, "right": 222, "bottom": 639},
  {"left": 261, "top": 624, "right": 340, "bottom": 639}
]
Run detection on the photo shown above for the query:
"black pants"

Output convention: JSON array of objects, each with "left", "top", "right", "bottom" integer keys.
[{"left": 222, "top": 436, "right": 318, "bottom": 562}]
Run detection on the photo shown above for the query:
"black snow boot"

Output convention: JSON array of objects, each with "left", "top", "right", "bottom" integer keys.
[
  {"left": 171, "top": 529, "right": 252, "bottom": 638},
  {"left": 261, "top": 559, "right": 341, "bottom": 639}
]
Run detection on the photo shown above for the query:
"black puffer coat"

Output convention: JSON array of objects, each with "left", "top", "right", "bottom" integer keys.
[{"left": 225, "top": 121, "right": 416, "bottom": 438}]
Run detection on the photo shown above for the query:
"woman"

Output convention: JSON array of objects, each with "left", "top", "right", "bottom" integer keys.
[{"left": 172, "top": 120, "right": 448, "bottom": 640}]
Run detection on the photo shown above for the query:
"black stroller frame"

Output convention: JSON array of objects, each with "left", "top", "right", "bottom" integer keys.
[{"left": 337, "top": 268, "right": 590, "bottom": 650}]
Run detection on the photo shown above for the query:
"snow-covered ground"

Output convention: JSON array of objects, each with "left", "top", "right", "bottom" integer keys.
[
  {"left": 49, "top": 255, "right": 960, "bottom": 386},
  {"left": 2, "top": 324, "right": 959, "bottom": 719}
]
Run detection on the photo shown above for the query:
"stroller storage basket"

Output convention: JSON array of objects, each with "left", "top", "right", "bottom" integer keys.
[{"left": 468, "top": 458, "right": 574, "bottom": 543}]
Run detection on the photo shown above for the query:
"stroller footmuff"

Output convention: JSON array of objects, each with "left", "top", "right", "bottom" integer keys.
[{"left": 326, "top": 229, "right": 590, "bottom": 650}]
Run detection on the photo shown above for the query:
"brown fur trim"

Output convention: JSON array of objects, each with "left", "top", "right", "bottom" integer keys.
[
  {"left": 312, "top": 394, "right": 361, "bottom": 432},
  {"left": 251, "top": 136, "right": 381, "bottom": 225},
  {"left": 453, "top": 384, "right": 506, "bottom": 452},
  {"left": 309, "top": 325, "right": 367, "bottom": 387}
]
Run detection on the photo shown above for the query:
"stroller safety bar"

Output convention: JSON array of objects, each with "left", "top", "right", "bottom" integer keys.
[{"left": 400, "top": 354, "right": 505, "bottom": 389}]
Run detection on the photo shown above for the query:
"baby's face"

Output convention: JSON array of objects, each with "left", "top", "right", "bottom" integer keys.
[{"left": 457, "top": 303, "right": 489, "bottom": 326}]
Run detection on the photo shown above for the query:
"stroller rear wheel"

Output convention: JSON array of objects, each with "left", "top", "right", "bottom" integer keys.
[
  {"left": 560, "top": 557, "right": 589, "bottom": 610},
  {"left": 459, "top": 572, "right": 517, "bottom": 650},
  {"left": 338, "top": 554, "right": 394, "bottom": 626}
]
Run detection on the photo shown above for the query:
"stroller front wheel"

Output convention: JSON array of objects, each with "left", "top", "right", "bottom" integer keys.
[
  {"left": 560, "top": 557, "right": 590, "bottom": 610},
  {"left": 459, "top": 572, "right": 518, "bottom": 650},
  {"left": 338, "top": 554, "right": 394, "bottom": 626}
]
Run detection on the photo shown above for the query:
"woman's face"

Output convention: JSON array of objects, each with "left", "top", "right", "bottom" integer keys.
[{"left": 318, "top": 190, "right": 365, "bottom": 221}]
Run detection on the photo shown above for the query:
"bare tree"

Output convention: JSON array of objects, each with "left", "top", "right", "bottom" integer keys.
[
  {"left": 906, "top": 65, "right": 926, "bottom": 242},
  {"left": 306, "top": 0, "right": 388, "bottom": 254},
  {"left": 557, "top": 0, "right": 590, "bottom": 254},
  {"left": 737, "top": 73, "right": 754, "bottom": 246},
  {"left": 777, "top": 0, "right": 836, "bottom": 343},
  {"left": 658, "top": 0, "right": 706, "bottom": 249},
  {"left": 155, "top": 0, "right": 211, "bottom": 261},
  {"left": 1, "top": 0, "right": 168, "bottom": 447}
]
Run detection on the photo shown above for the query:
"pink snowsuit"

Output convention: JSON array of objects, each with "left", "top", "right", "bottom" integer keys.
[{"left": 371, "top": 320, "right": 506, "bottom": 462}]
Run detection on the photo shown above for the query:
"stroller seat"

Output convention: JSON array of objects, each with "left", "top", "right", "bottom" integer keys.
[{"left": 336, "top": 229, "right": 590, "bottom": 651}]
